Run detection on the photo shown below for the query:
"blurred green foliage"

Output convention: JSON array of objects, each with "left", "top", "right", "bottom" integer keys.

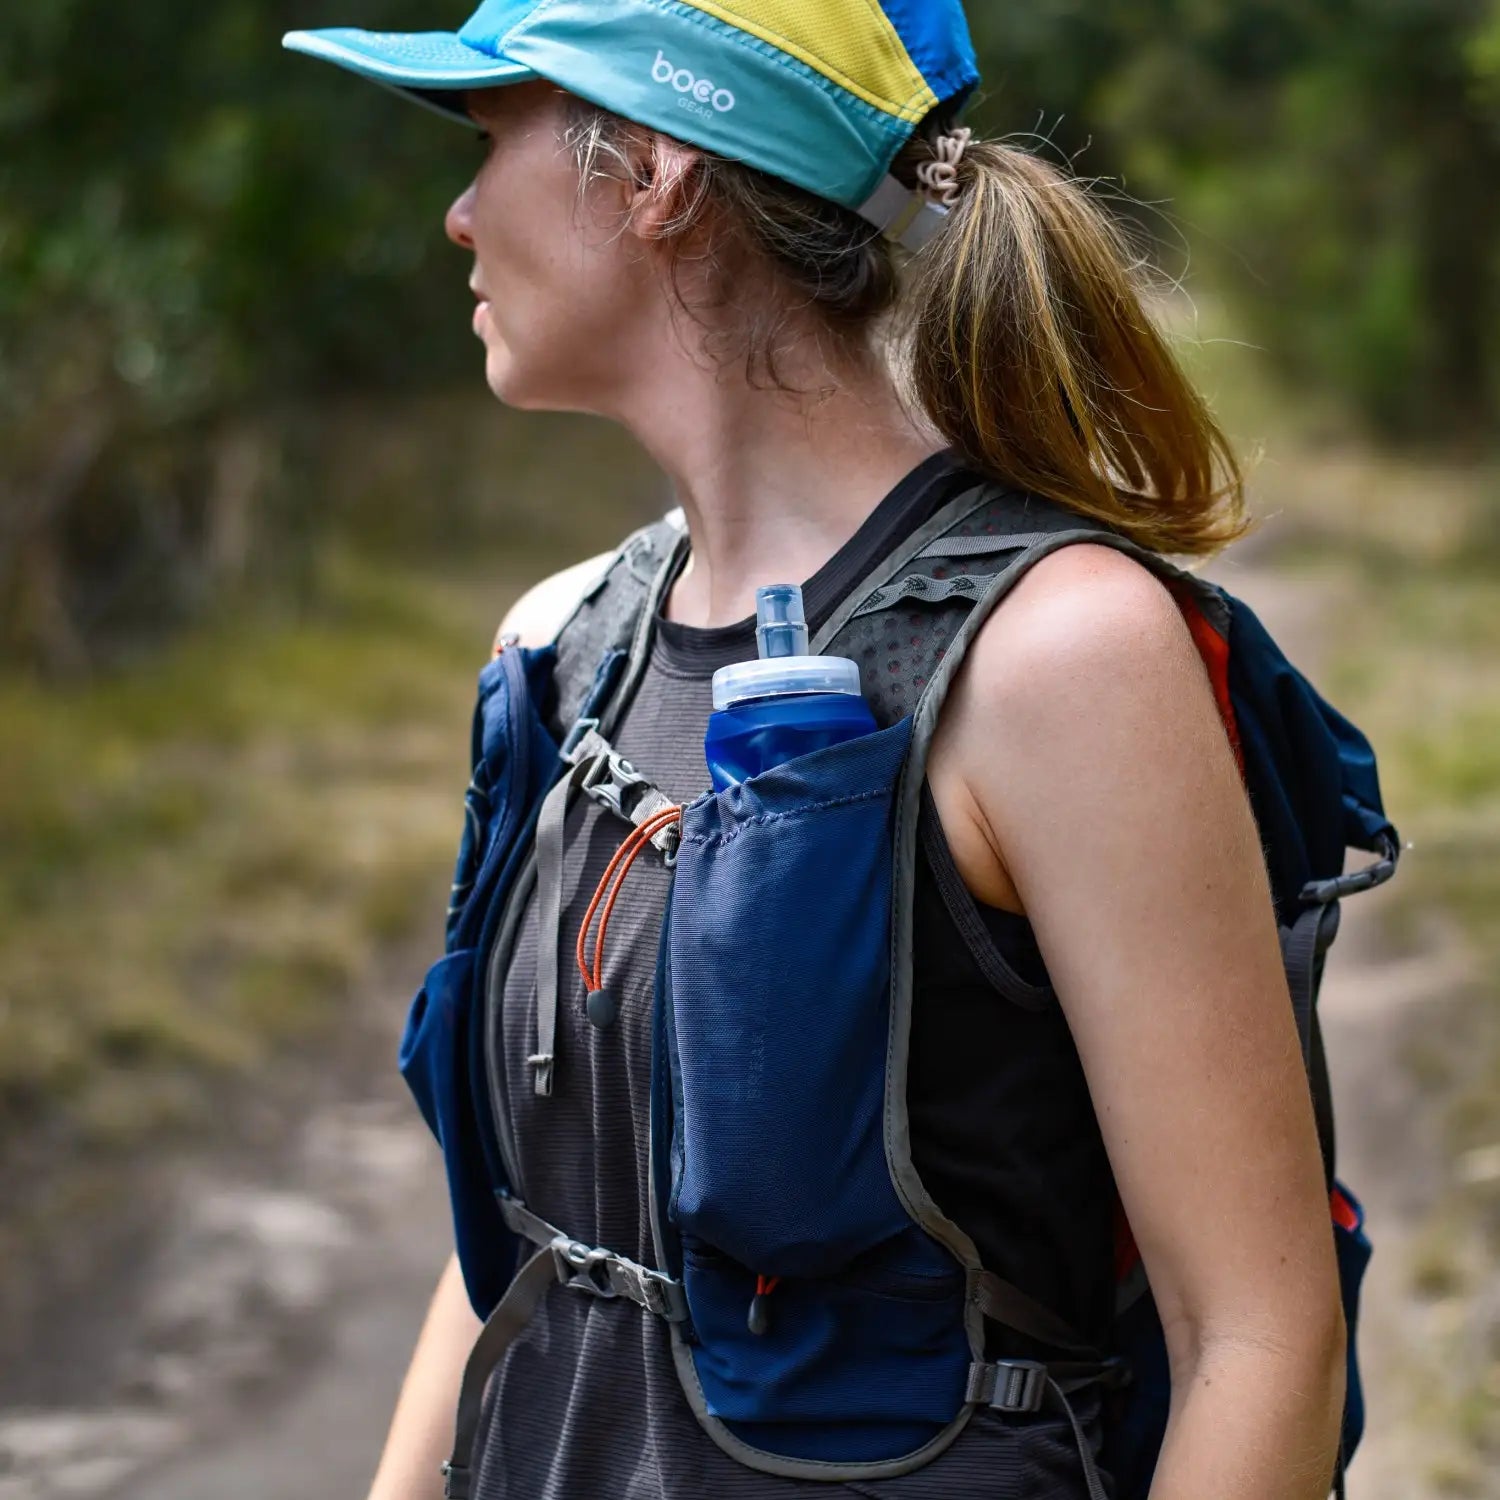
[
  {"left": 968, "top": 1, "right": 1500, "bottom": 441},
  {"left": 1, "top": 2, "right": 481, "bottom": 670},
  {"left": 2, "top": 0, "right": 1498, "bottom": 670}
]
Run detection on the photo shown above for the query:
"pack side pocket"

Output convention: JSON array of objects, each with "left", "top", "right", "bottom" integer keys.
[
  {"left": 405, "top": 644, "right": 558, "bottom": 1317},
  {"left": 681, "top": 1223, "right": 970, "bottom": 1464},
  {"left": 666, "top": 718, "right": 916, "bottom": 1279},
  {"left": 399, "top": 949, "right": 517, "bottom": 1315},
  {"left": 448, "top": 645, "right": 560, "bottom": 951}
]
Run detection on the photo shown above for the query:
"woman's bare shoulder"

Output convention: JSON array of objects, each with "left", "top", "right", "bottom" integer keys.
[
  {"left": 941, "top": 540, "right": 1210, "bottom": 770},
  {"left": 928, "top": 540, "right": 1211, "bottom": 909},
  {"left": 493, "top": 550, "right": 617, "bottom": 651},
  {"left": 966, "top": 541, "right": 1195, "bottom": 693}
]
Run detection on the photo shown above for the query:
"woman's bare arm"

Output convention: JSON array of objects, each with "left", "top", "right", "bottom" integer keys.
[
  {"left": 367, "top": 549, "right": 616, "bottom": 1500},
  {"left": 367, "top": 1254, "right": 479, "bottom": 1500},
  {"left": 945, "top": 545, "right": 1345, "bottom": 1500}
]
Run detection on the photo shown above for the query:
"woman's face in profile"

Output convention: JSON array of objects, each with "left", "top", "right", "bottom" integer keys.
[{"left": 446, "top": 82, "right": 653, "bottom": 415}]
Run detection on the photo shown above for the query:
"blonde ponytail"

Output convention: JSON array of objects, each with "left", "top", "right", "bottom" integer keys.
[
  {"left": 569, "top": 101, "right": 1247, "bottom": 556},
  {"left": 901, "top": 137, "right": 1246, "bottom": 557}
]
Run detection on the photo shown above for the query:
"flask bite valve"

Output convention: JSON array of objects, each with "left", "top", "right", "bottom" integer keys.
[{"left": 755, "top": 584, "right": 809, "bottom": 661}]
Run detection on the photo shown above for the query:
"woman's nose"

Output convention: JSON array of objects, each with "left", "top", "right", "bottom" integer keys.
[{"left": 445, "top": 183, "right": 477, "bottom": 250}]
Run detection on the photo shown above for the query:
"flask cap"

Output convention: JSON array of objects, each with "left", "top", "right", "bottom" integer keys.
[{"left": 711, "top": 583, "right": 865, "bottom": 711}]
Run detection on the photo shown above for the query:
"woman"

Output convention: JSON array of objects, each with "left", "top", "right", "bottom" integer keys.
[{"left": 284, "top": 4, "right": 1345, "bottom": 1497}]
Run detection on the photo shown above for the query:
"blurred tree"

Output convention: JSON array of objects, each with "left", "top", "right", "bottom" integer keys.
[
  {"left": 970, "top": 0, "right": 1500, "bottom": 441},
  {"left": 0, "top": 2, "right": 476, "bottom": 670},
  {"left": 2, "top": 1, "right": 1497, "bottom": 669}
]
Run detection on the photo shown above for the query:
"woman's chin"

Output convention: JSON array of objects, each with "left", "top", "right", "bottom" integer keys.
[
  {"left": 483, "top": 346, "right": 586, "bottom": 414},
  {"left": 482, "top": 343, "right": 530, "bottom": 408}
]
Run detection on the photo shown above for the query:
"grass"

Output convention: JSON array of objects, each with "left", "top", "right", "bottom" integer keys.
[
  {"left": 0, "top": 397, "right": 662, "bottom": 1373},
  {"left": 0, "top": 550, "right": 522, "bottom": 1152}
]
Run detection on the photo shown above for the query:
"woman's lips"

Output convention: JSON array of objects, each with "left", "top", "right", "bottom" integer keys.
[{"left": 469, "top": 279, "right": 491, "bottom": 333}]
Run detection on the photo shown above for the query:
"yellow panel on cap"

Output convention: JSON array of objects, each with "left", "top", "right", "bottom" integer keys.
[{"left": 679, "top": 0, "right": 938, "bottom": 123}]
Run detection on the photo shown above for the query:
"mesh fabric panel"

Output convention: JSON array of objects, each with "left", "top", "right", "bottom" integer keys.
[{"left": 828, "top": 492, "right": 1104, "bottom": 728}]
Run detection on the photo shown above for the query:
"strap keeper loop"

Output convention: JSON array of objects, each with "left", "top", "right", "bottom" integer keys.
[
  {"left": 560, "top": 717, "right": 604, "bottom": 763},
  {"left": 967, "top": 1358, "right": 1049, "bottom": 1414}
]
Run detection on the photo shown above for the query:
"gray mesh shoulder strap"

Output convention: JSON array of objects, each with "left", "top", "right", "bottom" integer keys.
[
  {"left": 811, "top": 486, "right": 1174, "bottom": 728},
  {"left": 547, "top": 509, "right": 688, "bottom": 739},
  {"left": 808, "top": 489, "right": 1138, "bottom": 1494},
  {"left": 516, "top": 512, "right": 689, "bottom": 1097},
  {"left": 451, "top": 514, "right": 691, "bottom": 1489},
  {"left": 820, "top": 487, "right": 1208, "bottom": 1343}
]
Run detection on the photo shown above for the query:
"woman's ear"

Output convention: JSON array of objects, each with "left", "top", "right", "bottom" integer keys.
[{"left": 625, "top": 134, "right": 702, "bottom": 242}]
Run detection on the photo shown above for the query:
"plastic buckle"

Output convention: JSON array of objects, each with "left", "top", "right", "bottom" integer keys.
[
  {"left": 1300, "top": 831, "right": 1400, "bottom": 906},
  {"left": 629, "top": 1265, "right": 689, "bottom": 1322},
  {"left": 649, "top": 1272, "right": 689, "bottom": 1322},
  {"left": 552, "top": 1239, "right": 621, "bottom": 1300},
  {"left": 582, "top": 750, "right": 651, "bottom": 821},
  {"left": 990, "top": 1360, "right": 1049, "bottom": 1414}
]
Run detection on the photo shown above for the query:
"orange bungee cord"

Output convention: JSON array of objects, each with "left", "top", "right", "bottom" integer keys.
[{"left": 575, "top": 804, "right": 683, "bottom": 1029}]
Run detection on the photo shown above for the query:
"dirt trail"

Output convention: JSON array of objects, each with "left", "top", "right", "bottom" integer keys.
[
  {"left": 0, "top": 561, "right": 1467, "bottom": 1500},
  {"left": 0, "top": 954, "right": 452, "bottom": 1500}
]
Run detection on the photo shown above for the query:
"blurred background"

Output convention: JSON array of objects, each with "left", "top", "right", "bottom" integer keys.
[{"left": 2, "top": 2, "right": 1498, "bottom": 1496}]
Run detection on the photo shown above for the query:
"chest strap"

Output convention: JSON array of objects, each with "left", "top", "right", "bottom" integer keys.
[
  {"left": 530, "top": 724, "right": 679, "bottom": 1097},
  {"left": 499, "top": 1195, "right": 690, "bottom": 1321},
  {"left": 443, "top": 1195, "right": 1119, "bottom": 1500},
  {"left": 442, "top": 1195, "right": 688, "bottom": 1500}
]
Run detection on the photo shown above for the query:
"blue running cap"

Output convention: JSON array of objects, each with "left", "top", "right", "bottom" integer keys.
[{"left": 283, "top": 0, "right": 981, "bottom": 250}]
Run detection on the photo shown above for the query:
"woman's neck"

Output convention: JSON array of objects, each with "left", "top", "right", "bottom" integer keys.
[{"left": 607, "top": 332, "right": 941, "bottom": 629}]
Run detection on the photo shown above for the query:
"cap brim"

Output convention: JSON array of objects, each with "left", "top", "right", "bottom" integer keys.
[{"left": 282, "top": 29, "right": 534, "bottom": 125}]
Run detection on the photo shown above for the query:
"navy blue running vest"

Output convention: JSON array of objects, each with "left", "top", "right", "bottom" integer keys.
[
  {"left": 472, "top": 455, "right": 1114, "bottom": 1497},
  {"left": 404, "top": 450, "right": 1391, "bottom": 1500}
]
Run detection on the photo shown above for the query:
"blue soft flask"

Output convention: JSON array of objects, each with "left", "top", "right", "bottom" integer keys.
[{"left": 704, "top": 584, "right": 878, "bottom": 792}]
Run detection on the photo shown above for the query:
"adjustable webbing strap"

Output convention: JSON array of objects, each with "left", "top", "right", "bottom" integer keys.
[
  {"left": 499, "top": 1196, "right": 689, "bottom": 1321},
  {"left": 974, "top": 1268, "right": 1103, "bottom": 1358},
  {"left": 530, "top": 755, "right": 599, "bottom": 1097},
  {"left": 917, "top": 531, "right": 1058, "bottom": 560},
  {"left": 442, "top": 1197, "right": 688, "bottom": 1500},
  {"left": 530, "top": 726, "right": 679, "bottom": 1097},
  {"left": 1043, "top": 1376, "right": 1112, "bottom": 1500},
  {"left": 563, "top": 724, "right": 680, "bottom": 847},
  {"left": 1281, "top": 900, "right": 1342, "bottom": 1069},
  {"left": 856, "top": 174, "right": 951, "bottom": 253},
  {"left": 969, "top": 1266, "right": 1115, "bottom": 1500},
  {"left": 443, "top": 1246, "right": 557, "bottom": 1500}
]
